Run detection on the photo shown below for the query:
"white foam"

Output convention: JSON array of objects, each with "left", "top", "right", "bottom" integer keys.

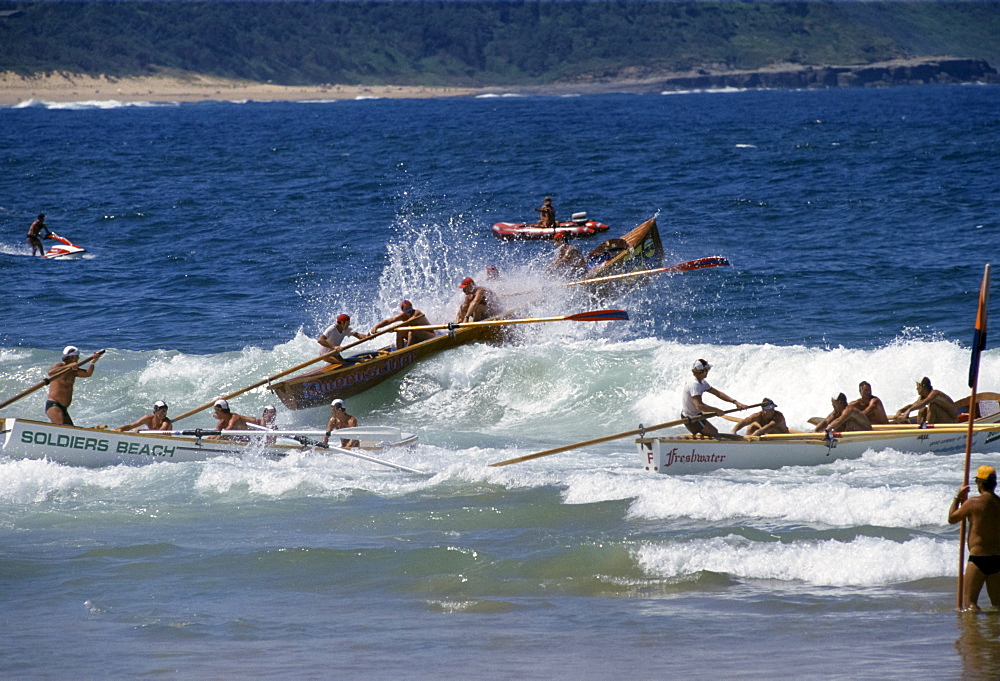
[{"left": 634, "top": 534, "right": 952, "bottom": 586}]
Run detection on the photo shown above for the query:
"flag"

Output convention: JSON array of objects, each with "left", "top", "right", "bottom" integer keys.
[{"left": 969, "top": 264, "right": 991, "bottom": 388}]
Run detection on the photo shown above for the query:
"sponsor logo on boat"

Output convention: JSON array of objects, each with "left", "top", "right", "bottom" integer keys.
[
  {"left": 663, "top": 446, "right": 726, "bottom": 468},
  {"left": 20, "top": 429, "right": 176, "bottom": 458},
  {"left": 301, "top": 351, "right": 417, "bottom": 400}
]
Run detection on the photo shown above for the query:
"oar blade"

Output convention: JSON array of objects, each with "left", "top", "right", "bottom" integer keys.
[{"left": 564, "top": 309, "right": 629, "bottom": 322}]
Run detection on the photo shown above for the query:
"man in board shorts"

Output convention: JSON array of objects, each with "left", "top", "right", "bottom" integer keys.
[
  {"left": 27, "top": 213, "right": 52, "bottom": 256},
  {"left": 949, "top": 465, "right": 1000, "bottom": 611}
]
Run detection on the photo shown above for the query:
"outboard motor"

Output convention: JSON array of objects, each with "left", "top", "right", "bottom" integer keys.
[{"left": 571, "top": 212, "right": 588, "bottom": 225}]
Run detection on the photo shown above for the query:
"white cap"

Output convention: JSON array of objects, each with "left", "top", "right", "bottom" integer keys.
[
  {"left": 153, "top": 400, "right": 168, "bottom": 410},
  {"left": 692, "top": 359, "right": 712, "bottom": 372},
  {"left": 331, "top": 399, "right": 345, "bottom": 410},
  {"left": 63, "top": 345, "right": 80, "bottom": 357},
  {"left": 263, "top": 405, "right": 276, "bottom": 413},
  {"left": 214, "top": 399, "right": 230, "bottom": 411}
]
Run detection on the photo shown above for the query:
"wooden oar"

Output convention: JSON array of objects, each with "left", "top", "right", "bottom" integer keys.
[
  {"left": 171, "top": 322, "right": 407, "bottom": 423},
  {"left": 489, "top": 402, "right": 764, "bottom": 467},
  {"left": 565, "top": 257, "right": 731, "bottom": 287},
  {"left": 396, "top": 309, "right": 628, "bottom": 333},
  {"left": 0, "top": 349, "right": 106, "bottom": 411}
]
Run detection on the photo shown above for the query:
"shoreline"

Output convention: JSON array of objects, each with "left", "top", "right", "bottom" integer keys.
[
  {"left": 0, "top": 71, "right": 481, "bottom": 106},
  {"left": 2, "top": 58, "right": 996, "bottom": 106}
]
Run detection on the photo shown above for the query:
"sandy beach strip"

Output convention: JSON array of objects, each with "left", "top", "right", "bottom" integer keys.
[{"left": 0, "top": 71, "right": 481, "bottom": 105}]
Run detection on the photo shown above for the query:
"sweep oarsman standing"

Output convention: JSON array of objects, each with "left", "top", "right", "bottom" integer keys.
[
  {"left": 949, "top": 466, "right": 1000, "bottom": 611},
  {"left": 680, "top": 359, "right": 749, "bottom": 437},
  {"left": 46, "top": 345, "right": 100, "bottom": 426}
]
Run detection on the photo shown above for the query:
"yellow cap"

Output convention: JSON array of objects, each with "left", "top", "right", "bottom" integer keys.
[{"left": 976, "top": 466, "right": 996, "bottom": 480}]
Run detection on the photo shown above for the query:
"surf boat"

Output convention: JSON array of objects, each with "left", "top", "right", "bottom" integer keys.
[
  {"left": 564, "top": 216, "right": 665, "bottom": 296},
  {"left": 268, "top": 310, "right": 519, "bottom": 410},
  {"left": 637, "top": 393, "right": 1000, "bottom": 475},
  {"left": 44, "top": 232, "right": 86, "bottom": 259},
  {"left": 0, "top": 417, "right": 417, "bottom": 468},
  {"left": 492, "top": 212, "right": 609, "bottom": 240}
]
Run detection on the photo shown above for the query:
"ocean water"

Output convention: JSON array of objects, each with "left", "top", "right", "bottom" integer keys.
[{"left": 2, "top": 84, "right": 1000, "bottom": 679}]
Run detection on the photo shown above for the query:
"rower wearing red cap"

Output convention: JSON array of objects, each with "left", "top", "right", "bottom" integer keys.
[
  {"left": 317, "top": 313, "right": 370, "bottom": 363},
  {"left": 370, "top": 300, "right": 436, "bottom": 350},
  {"left": 455, "top": 277, "right": 500, "bottom": 323}
]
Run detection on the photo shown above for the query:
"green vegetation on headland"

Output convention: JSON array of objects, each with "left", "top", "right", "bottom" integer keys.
[{"left": 1, "top": 1, "right": 998, "bottom": 88}]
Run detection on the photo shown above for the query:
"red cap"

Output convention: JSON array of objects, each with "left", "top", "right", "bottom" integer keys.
[
  {"left": 459, "top": 277, "right": 474, "bottom": 289},
  {"left": 337, "top": 314, "right": 350, "bottom": 323},
  {"left": 400, "top": 300, "right": 412, "bottom": 310}
]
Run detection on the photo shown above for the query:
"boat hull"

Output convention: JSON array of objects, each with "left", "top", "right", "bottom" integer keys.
[
  {"left": 269, "top": 320, "right": 505, "bottom": 410},
  {"left": 571, "top": 217, "right": 665, "bottom": 298},
  {"left": 1, "top": 418, "right": 416, "bottom": 467},
  {"left": 637, "top": 420, "right": 1000, "bottom": 475},
  {"left": 492, "top": 220, "right": 609, "bottom": 240}
]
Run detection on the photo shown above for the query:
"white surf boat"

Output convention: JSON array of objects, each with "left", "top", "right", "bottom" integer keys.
[
  {"left": 0, "top": 418, "right": 419, "bottom": 470},
  {"left": 637, "top": 393, "right": 1000, "bottom": 475}
]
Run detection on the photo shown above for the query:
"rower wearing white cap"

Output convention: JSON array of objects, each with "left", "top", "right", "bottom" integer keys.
[
  {"left": 323, "top": 398, "right": 359, "bottom": 448},
  {"left": 680, "top": 358, "right": 749, "bottom": 437},
  {"left": 208, "top": 398, "right": 253, "bottom": 440},
  {"left": 45, "top": 345, "right": 100, "bottom": 426},
  {"left": 118, "top": 400, "right": 173, "bottom": 431}
]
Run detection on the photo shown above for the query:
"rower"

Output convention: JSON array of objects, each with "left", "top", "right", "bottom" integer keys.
[
  {"left": 893, "top": 376, "right": 958, "bottom": 425},
  {"left": 323, "top": 398, "right": 359, "bottom": 448},
  {"left": 731, "top": 399, "right": 788, "bottom": 436},
  {"left": 850, "top": 381, "right": 889, "bottom": 425},
  {"left": 549, "top": 234, "right": 587, "bottom": 277},
  {"left": 317, "top": 314, "right": 370, "bottom": 363},
  {"left": 814, "top": 393, "right": 872, "bottom": 432},
  {"left": 207, "top": 399, "right": 253, "bottom": 441},
  {"left": 455, "top": 277, "right": 501, "bottom": 323},
  {"left": 370, "top": 300, "right": 435, "bottom": 350},
  {"left": 118, "top": 400, "right": 173, "bottom": 431}
]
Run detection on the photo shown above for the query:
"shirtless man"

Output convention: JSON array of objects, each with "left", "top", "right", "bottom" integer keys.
[
  {"left": 45, "top": 345, "right": 100, "bottom": 426},
  {"left": 118, "top": 400, "right": 172, "bottom": 431},
  {"left": 455, "top": 277, "right": 501, "bottom": 323},
  {"left": 731, "top": 399, "right": 789, "bottom": 436},
  {"left": 317, "top": 314, "right": 369, "bottom": 363},
  {"left": 322, "top": 398, "right": 359, "bottom": 448},
  {"left": 370, "top": 300, "right": 436, "bottom": 350},
  {"left": 534, "top": 196, "right": 556, "bottom": 227},
  {"left": 208, "top": 399, "right": 253, "bottom": 440},
  {"left": 851, "top": 381, "right": 889, "bottom": 425},
  {"left": 549, "top": 237, "right": 587, "bottom": 277},
  {"left": 252, "top": 405, "right": 278, "bottom": 429},
  {"left": 680, "top": 359, "right": 749, "bottom": 438},
  {"left": 894, "top": 376, "right": 958, "bottom": 425},
  {"left": 949, "top": 466, "right": 1000, "bottom": 611},
  {"left": 27, "top": 213, "right": 52, "bottom": 256},
  {"left": 251, "top": 405, "right": 278, "bottom": 445},
  {"left": 813, "top": 393, "right": 872, "bottom": 432}
]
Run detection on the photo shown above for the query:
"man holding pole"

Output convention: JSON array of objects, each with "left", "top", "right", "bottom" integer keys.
[
  {"left": 681, "top": 359, "right": 749, "bottom": 437},
  {"left": 45, "top": 345, "right": 99, "bottom": 426},
  {"left": 949, "top": 466, "right": 1000, "bottom": 612}
]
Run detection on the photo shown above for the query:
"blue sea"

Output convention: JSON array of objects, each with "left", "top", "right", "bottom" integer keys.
[{"left": 2, "top": 84, "right": 999, "bottom": 680}]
